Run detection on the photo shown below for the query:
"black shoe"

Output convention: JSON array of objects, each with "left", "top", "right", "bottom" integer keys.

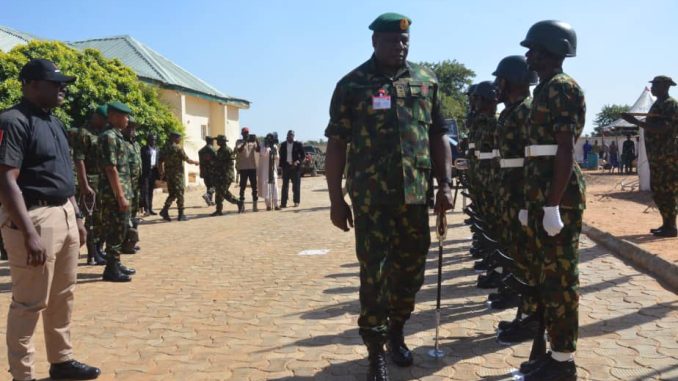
[
  {"left": 103, "top": 262, "right": 131, "bottom": 282},
  {"left": 489, "top": 292, "right": 521, "bottom": 310},
  {"left": 523, "top": 355, "right": 576, "bottom": 381},
  {"left": 473, "top": 258, "right": 491, "bottom": 272},
  {"left": 274, "top": 206, "right": 281, "bottom": 211},
  {"left": 119, "top": 263, "right": 136, "bottom": 276},
  {"left": 238, "top": 201, "right": 245, "bottom": 213},
  {"left": 177, "top": 214, "right": 187, "bottom": 221},
  {"left": 477, "top": 271, "right": 503, "bottom": 289},
  {"left": 519, "top": 351, "right": 552, "bottom": 374},
  {"left": 160, "top": 208, "right": 171, "bottom": 221},
  {"left": 650, "top": 225, "right": 665, "bottom": 234},
  {"left": 366, "top": 343, "right": 390, "bottom": 381},
  {"left": 653, "top": 226, "right": 678, "bottom": 237},
  {"left": 49, "top": 359, "right": 101, "bottom": 380},
  {"left": 497, "top": 316, "right": 539, "bottom": 345},
  {"left": 121, "top": 247, "right": 136, "bottom": 255},
  {"left": 211, "top": 211, "right": 223, "bottom": 216}
]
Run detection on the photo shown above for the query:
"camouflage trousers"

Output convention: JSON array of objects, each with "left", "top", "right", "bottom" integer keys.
[
  {"left": 650, "top": 157, "right": 678, "bottom": 223},
  {"left": 353, "top": 203, "right": 430, "bottom": 344},
  {"left": 131, "top": 176, "right": 140, "bottom": 217},
  {"left": 163, "top": 177, "right": 185, "bottom": 210},
  {"left": 214, "top": 182, "right": 239, "bottom": 212},
  {"left": 527, "top": 207, "right": 582, "bottom": 353},
  {"left": 100, "top": 201, "right": 130, "bottom": 261}
]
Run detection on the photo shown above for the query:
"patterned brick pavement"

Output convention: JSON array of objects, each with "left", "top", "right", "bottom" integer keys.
[{"left": 0, "top": 177, "right": 676, "bottom": 380}]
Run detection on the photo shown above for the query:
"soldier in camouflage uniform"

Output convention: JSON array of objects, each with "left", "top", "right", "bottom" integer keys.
[
  {"left": 472, "top": 82, "right": 499, "bottom": 234},
  {"left": 324, "top": 13, "right": 453, "bottom": 381},
  {"left": 519, "top": 21, "right": 585, "bottom": 381},
  {"left": 623, "top": 76, "right": 678, "bottom": 237},
  {"left": 198, "top": 136, "right": 217, "bottom": 206},
  {"left": 211, "top": 135, "right": 242, "bottom": 216},
  {"left": 159, "top": 132, "right": 199, "bottom": 221},
  {"left": 99, "top": 101, "right": 137, "bottom": 282},
  {"left": 122, "top": 120, "right": 141, "bottom": 254},
  {"left": 490, "top": 56, "right": 541, "bottom": 341},
  {"left": 73, "top": 104, "right": 108, "bottom": 265}
]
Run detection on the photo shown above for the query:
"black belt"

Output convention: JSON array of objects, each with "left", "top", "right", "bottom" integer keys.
[{"left": 25, "top": 197, "right": 68, "bottom": 209}]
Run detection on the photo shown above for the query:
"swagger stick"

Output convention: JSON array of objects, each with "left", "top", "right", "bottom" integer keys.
[{"left": 428, "top": 209, "right": 448, "bottom": 358}]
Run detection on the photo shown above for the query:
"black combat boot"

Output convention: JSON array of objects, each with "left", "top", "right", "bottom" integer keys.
[
  {"left": 523, "top": 354, "right": 577, "bottom": 381},
  {"left": 159, "top": 206, "right": 171, "bottom": 221},
  {"left": 102, "top": 259, "right": 131, "bottom": 282},
  {"left": 497, "top": 313, "right": 539, "bottom": 345},
  {"left": 177, "top": 209, "right": 187, "bottom": 221},
  {"left": 237, "top": 200, "right": 245, "bottom": 213},
  {"left": 386, "top": 320, "right": 413, "bottom": 367},
  {"left": 118, "top": 262, "right": 136, "bottom": 276},
  {"left": 366, "top": 342, "right": 390, "bottom": 381}
]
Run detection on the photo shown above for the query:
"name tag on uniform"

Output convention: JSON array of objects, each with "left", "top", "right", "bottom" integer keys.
[{"left": 372, "top": 89, "right": 391, "bottom": 110}]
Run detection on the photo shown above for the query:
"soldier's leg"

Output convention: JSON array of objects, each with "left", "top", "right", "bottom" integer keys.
[
  {"left": 224, "top": 183, "right": 239, "bottom": 205},
  {"left": 535, "top": 208, "right": 582, "bottom": 353},
  {"left": 214, "top": 183, "right": 225, "bottom": 213},
  {"left": 163, "top": 181, "right": 177, "bottom": 210},
  {"left": 353, "top": 207, "right": 390, "bottom": 345},
  {"left": 176, "top": 180, "right": 186, "bottom": 220},
  {"left": 101, "top": 204, "right": 132, "bottom": 282}
]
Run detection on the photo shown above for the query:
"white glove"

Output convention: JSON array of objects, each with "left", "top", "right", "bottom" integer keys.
[
  {"left": 518, "top": 209, "right": 528, "bottom": 227},
  {"left": 542, "top": 205, "right": 564, "bottom": 236}
]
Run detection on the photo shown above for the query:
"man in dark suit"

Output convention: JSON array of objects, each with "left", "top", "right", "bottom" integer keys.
[
  {"left": 279, "top": 130, "right": 304, "bottom": 207},
  {"left": 140, "top": 134, "right": 159, "bottom": 215}
]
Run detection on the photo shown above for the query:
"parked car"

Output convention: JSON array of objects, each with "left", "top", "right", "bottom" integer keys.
[{"left": 301, "top": 145, "right": 325, "bottom": 177}]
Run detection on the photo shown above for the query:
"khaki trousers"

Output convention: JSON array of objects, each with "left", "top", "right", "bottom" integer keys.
[{"left": 1, "top": 202, "right": 78, "bottom": 380}]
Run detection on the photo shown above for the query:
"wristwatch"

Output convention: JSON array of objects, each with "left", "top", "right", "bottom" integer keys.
[{"left": 75, "top": 211, "right": 84, "bottom": 220}]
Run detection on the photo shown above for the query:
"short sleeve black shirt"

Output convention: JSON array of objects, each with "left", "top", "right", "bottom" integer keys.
[{"left": 0, "top": 98, "right": 75, "bottom": 200}]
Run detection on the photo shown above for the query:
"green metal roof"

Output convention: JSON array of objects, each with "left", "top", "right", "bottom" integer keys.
[
  {"left": 0, "top": 25, "right": 41, "bottom": 52},
  {"left": 70, "top": 35, "right": 249, "bottom": 108}
]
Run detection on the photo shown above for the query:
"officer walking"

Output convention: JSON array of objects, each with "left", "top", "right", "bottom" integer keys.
[
  {"left": 159, "top": 132, "right": 199, "bottom": 221},
  {"left": 0, "top": 58, "right": 100, "bottom": 381},
  {"left": 519, "top": 20, "right": 586, "bottom": 381},
  {"left": 622, "top": 76, "right": 678, "bottom": 237},
  {"left": 198, "top": 136, "right": 217, "bottom": 206},
  {"left": 212, "top": 135, "right": 242, "bottom": 215},
  {"left": 324, "top": 13, "right": 453, "bottom": 381},
  {"left": 99, "top": 101, "right": 137, "bottom": 282},
  {"left": 73, "top": 104, "right": 108, "bottom": 265}
]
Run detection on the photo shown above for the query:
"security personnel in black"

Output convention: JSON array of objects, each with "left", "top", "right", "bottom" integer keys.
[{"left": 0, "top": 58, "right": 101, "bottom": 381}]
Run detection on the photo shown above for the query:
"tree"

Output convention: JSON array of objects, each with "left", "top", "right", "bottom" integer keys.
[
  {"left": 0, "top": 41, "right": 182, "bottom": 143},
  {"left": 593, "top": 104, "right": 630, "bottom": 136},
  {"left": 418, "top": 60, "right": 475, "bottom": 124}
]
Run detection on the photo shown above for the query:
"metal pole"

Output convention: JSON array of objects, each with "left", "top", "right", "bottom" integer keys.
[{"left": 428, "top": 210, "right": 447, "bottom": 359}]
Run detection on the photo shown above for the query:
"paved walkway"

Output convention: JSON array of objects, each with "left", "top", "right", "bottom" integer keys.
[{"left": 0, "top": 177, "right": 676, "bottom": 380}]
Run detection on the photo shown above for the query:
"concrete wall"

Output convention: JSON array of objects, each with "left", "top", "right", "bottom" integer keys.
[{"left": 159, "top": 89, "right": 245, "bottom": 186}]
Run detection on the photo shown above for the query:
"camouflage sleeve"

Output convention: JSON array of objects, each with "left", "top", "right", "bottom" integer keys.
[
  {"left": 324, "top": 83, "right": 352, "bottom": 142},
  {"left": 72, "top": 129, "right": 87, "bottom": 161},
  {"left": 548, "top": 80, "right": 585, "bottom": 135},
  {"left": 180, "top": 147, "right": 189, "bottom": 161},
  {"left": 100, "top": 133, "right": 118, "bottom": 167},
  {"left": 429, "top": 82, "right": 448, "bottom": 137}
]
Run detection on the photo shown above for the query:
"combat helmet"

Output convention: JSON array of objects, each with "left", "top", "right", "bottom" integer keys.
[
  {"left": 472, "top": 81, "right": 497, "bottom": 101},
  {"left": 493, "top": 55, "right": 538, "bottom": 86},
  {"left": 520, "top": 20, "right": 577, "bottom": 57}
]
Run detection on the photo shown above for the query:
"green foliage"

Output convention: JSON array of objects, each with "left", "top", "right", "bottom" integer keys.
[
  {"left": 0, "top": 41, "right": 182, "bottom": 144},
  {"left": 593, "top": 104, "right": 630, "bottom": 136},
  {"left": 418, "top": 59, "right": 475, "bottom": 124}
]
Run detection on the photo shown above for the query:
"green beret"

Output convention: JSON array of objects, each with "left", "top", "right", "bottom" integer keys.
[
  {"left": 95, "top": 104, "right": 108, "bottom": 118},
  {"left": 369, "top": 12, "right": 412, "bottom": 33},
  {"left": 650, "top": 75, "right": 676, "bottom": 86},
  {"left": 216, "top": 134, "right": 227, "bottom": 141},
  {"left": 107, "top": 101, "right": 132, "bottom": 114}
]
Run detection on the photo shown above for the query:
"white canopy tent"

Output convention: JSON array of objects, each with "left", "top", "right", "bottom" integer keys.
[{"left": 602, "top": 87, "right": 655, "bottom": 191}]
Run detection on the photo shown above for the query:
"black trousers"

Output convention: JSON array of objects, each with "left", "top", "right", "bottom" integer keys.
[
  {"left": 281, "top": 166, "right": 301, "bottom": 206},
  {"left": 238, "top": 169, "right": 258, "bottom": 202},
  {"left": 140, "top": 168, "right": 157, "bottom": 212}
]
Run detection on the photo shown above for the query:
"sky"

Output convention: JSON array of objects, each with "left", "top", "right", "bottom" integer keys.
[{"left": 1, "top": 0, "right": 677, "bottom": 141}]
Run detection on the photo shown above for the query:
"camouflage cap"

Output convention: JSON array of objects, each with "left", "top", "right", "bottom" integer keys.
[
  {"left": 94, "top": 104, "right": 108, "bottom": 117},
  {"left": 369, "top": 12, "right": 411, "bottom": 33},
  {"left": 107, "top": 101, "right": 132, "bottom": 115},
  {"left": 649, "top": 75, "right": 676, "bottom": 86}
]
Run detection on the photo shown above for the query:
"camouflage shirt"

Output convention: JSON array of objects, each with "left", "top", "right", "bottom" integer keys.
[
  {"left": 126, "top": 139, "right": 141, "bottom": 183},
  {"left": 198, "top": 144, "right": 217, "bottom": 179},
  {"left": 160, "top": 142, "right": 189, "bottom": 176},
  {"left": 524, "top": 71, "right": 586, "bottom": 211},
  {"left": 72, "top": 125, "right": 101, "bottom": 177},
  {"left": 214, "top": 145, "right": 236, "bottom": 184},
  {"left": 496, "top": 97, "right": 531, "bottom": 198},
  {"left": 98, "top": 128, "right": 132, "bottom": 201},
  {"left": 646, "top": 96, "right": 678, "bottom": 158},
  {"left": 325, "top": 56, "right": 447, "bottom": 206}
]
